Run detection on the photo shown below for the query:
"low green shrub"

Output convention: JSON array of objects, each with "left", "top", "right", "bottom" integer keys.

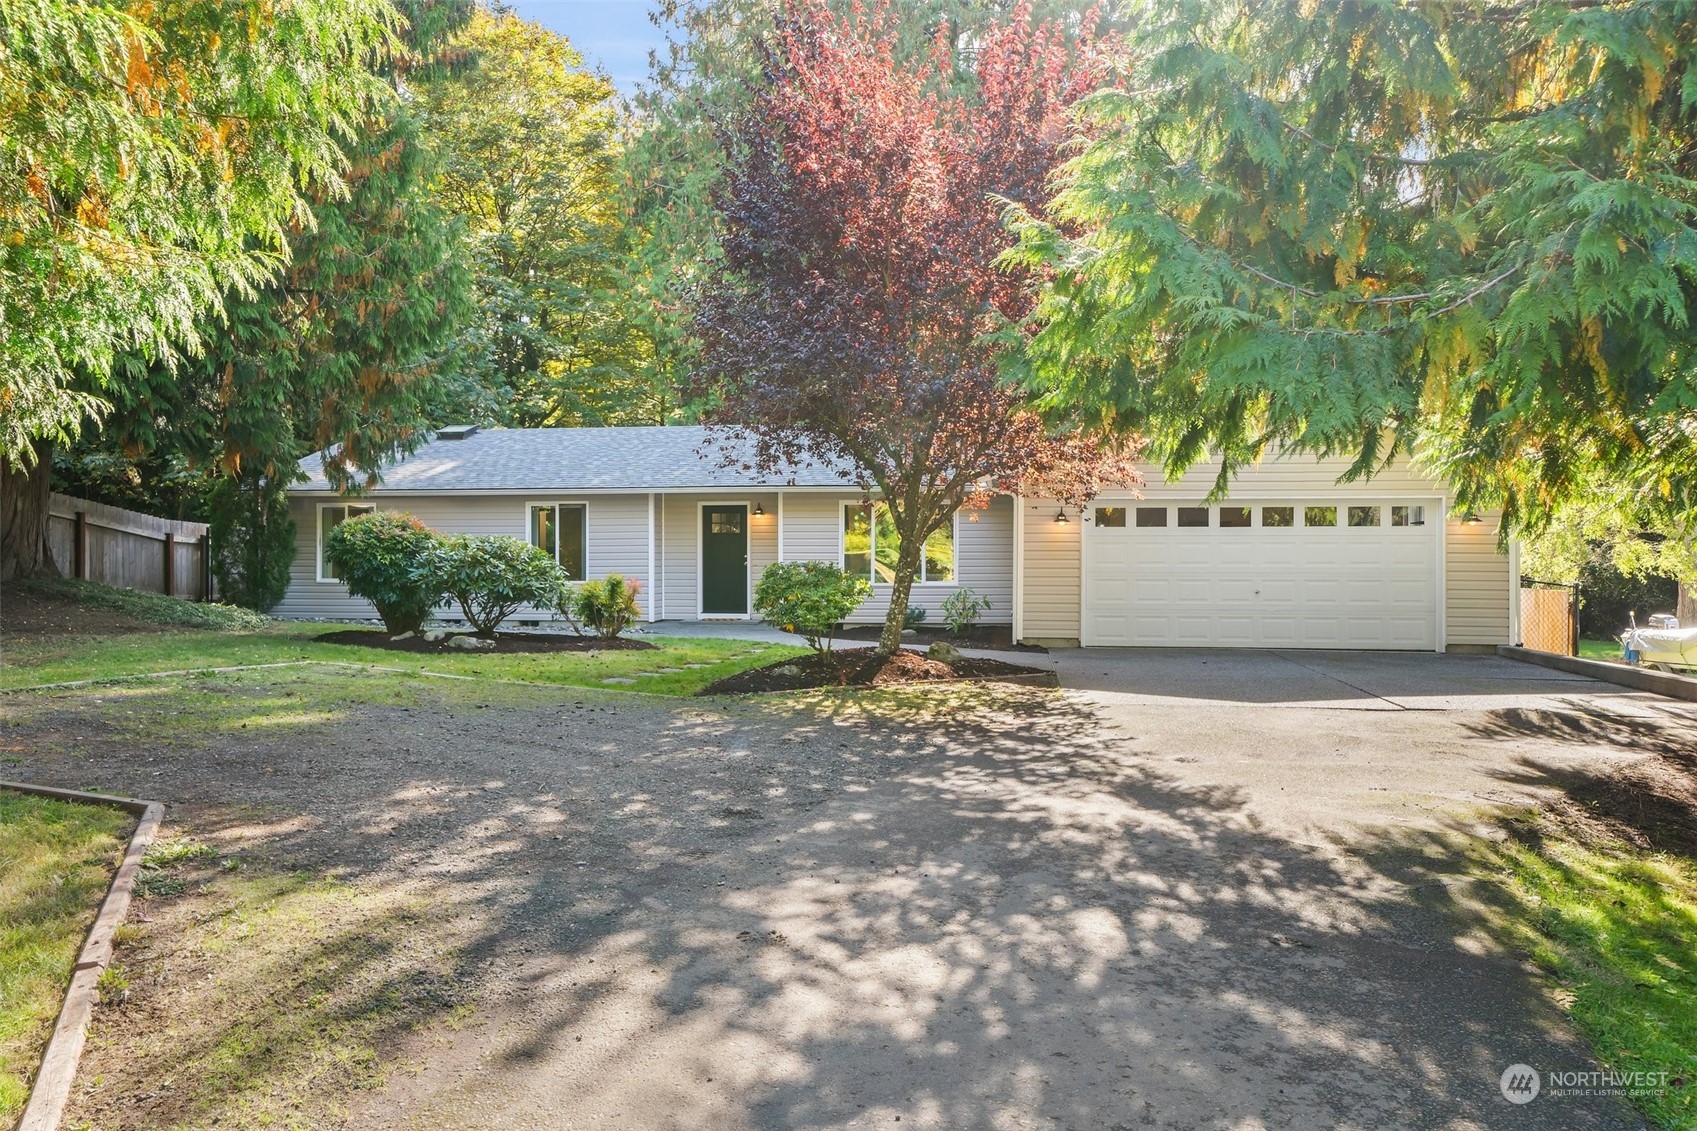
[
  {"left": 754, "top": 561, "right": 871, "bottom": 655},
  {"left": 323, "top": 512, "right": 446, "bottom": 635},
  {"left": 941, "top": 587, "right": 991, "bottom": 635},
  {"left": 570, "top": 574, "right": 643, "bottom": 638},
  {"left": 903, "top": 604, "right": 927, "bottom": 630},
  {"left": 435, "top": 534, "right": 570, "bottom": 636}
]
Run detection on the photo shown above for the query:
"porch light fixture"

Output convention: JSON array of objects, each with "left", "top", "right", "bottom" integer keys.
[
  {"left": 752, "top": 503, "right": 765, "bottom": 517},
  {"left": 1053, "top": 509, "right": 1070, "bottom": 525},
  {"left": 1461, "top": 512, "right": 1484, "bottom": 526}
]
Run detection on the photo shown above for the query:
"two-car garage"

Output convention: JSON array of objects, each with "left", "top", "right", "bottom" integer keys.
[{"left": 1080, "top": 497, "right": 1446, "bottom": 650}]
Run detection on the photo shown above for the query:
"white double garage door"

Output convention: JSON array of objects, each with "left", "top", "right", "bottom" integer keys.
[{"left": 1082, "top": 498, "right": 1444, "bottom": 650}]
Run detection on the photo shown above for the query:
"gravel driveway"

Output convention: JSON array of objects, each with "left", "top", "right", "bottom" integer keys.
[{"left": 9, "top": 652, "right": 1691, "bottom": 1130}]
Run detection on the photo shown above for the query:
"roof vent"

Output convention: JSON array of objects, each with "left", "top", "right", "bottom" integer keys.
[{"left": 435, "top": 425, "right": 479, "bottom": 441}]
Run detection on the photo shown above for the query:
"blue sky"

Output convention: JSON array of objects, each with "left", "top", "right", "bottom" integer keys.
[{"left": 503, "top": 0, "right": 670, "bottom": 98}]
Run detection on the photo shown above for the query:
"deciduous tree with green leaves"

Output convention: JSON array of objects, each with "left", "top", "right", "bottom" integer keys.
[
  {"left": 415, "top": 9, "right": 648, "bottom": 426},
  {"left": 1008, "top": 0, "right": 1697, "bottom": 540}
]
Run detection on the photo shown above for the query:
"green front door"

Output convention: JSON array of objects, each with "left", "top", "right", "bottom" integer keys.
[{"left": 701, "top": 505, "right": 749, "bottom": 615}]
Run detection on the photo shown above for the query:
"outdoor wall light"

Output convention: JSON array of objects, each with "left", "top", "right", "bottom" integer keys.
[
  {"left": 752, "top": 503, "right": 766, "bottom": 517},
  {"left": 1053, "top": 509, "right": 1070, "bottom": 525},
  {"left": 1461, "top": 512, "right": 1484, "bottom": 526}
]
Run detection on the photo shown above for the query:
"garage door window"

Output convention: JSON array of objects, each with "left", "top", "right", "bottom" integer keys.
[
  {"left": 1262, "top": 506, "right": 1295, "bottom": 527},
  {"left": 1391, "top": 505, "right": 1425, "bottom": 526},
  {"left": 1135, "top": 507, "right": 1167, "bottom": 527},
  {"left": 1177, "top": 507, "right": 1209, "bottom": 528},
  {"left": 1348, "top": 505, "right": 1381, "bottom": 527},
  {"left": 1094, "top": 506, "right": 1127, "bottom": 528},
  {"left": 1304, "top": 506, "right": 1337, "bottom": 527},
  {"left": 1220, "top": 506, "right": 1251, "bottom": 528}
]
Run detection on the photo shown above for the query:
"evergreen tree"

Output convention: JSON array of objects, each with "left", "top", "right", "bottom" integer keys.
[
  {"left": 1008, "top": 0, "right": 1697, "bottom": 539},
  {"left": 0, "top": 0, "right": 397, "bottom": 578}
]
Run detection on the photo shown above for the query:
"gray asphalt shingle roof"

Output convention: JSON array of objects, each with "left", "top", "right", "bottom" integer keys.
[{"left": 292, "top": 426, "right": 855, "bottom": 494}]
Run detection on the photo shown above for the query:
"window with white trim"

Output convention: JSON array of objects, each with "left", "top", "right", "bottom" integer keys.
[
  {"left": 529, "top": 503, "right": 587, "bottom": 580},
  {"left": 842, "top": 503, "right": 955, "bottom": 583},
  {"left": 318, "top": 503, "right": 375, "bottom": 581}
]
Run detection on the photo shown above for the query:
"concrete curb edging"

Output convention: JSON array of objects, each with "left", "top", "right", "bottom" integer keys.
[
  {"left": 1498, "top": 644, "right": 1697, "bottom": 703},
  {"left": 1, "top": 781, "right": 164, "bottom": 1131}
]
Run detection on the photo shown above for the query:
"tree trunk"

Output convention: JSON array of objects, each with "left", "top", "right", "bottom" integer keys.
[
  {"left": 0, "top": 440, "right": 59, "bottom": 581},
  {"left": 1679, "top": 580, "right": 1696, "bottom": 627},
  {"left": 876, "top": 542, "right": 925, "bottom": 656}
]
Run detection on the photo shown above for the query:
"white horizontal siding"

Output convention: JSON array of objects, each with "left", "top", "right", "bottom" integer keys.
[
  {"left": 1446, "top": 510, "right": 1512, "bottom": 647},
  {"left": 1019, "top": 497, "right": 1081, "bottom": 642},
  {"left": 779, "top": 492, "right": 840, "bottom": 563},
  {"left": 274, "top": 493, "right": 655, "bottom": 622}
]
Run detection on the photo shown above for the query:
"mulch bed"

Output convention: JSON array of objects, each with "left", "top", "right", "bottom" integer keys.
[
  {"left": 831, "top": 625, "right": 1045, "bottom": 653},
  {"left": 699, "top": 646, "right": 1054, "bottom": 695},
  {"left": 314, "top": 629, "right": 653, "bottom": 654}
]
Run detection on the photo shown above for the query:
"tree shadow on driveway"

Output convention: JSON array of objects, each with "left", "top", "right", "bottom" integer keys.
[
  {"left": 1, "top": 674, "right": 1652, "bottom": 1130},
  {"left": 340, "top": 688, "right": 1640, "bottom": 1131}
]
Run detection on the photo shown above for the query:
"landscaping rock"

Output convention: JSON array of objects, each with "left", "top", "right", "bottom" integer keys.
[
  {"left": 773, "top": 665, "right": 803, "bottom": 677},
  {"left": 390, "top": 631, "right": 416, "bottom": 642},
  {"left": 446, "top": 634, "right": 496, "bottom": 651},
  {"left": 925, "top": 640, "right": 963, "bottom": 664},
  {"left": 423, "top": 629, "right": 448, "bottom": 643}
]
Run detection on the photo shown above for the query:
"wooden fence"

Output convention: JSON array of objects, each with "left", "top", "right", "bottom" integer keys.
[
  {"left": 46, "top": 493, "right": 211, "bottom": 600},
  {"left": 1519, "top": 581, "right": 1578, "bottom": 656}
]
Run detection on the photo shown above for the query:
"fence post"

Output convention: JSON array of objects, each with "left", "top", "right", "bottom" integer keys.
[
  {"left": 1571, "top": 582, "right": 1581, "bottom": 657},
  {"left": 74, "top": 511, "right": 88, "bottom": 580},
  {"left": 163, "top": 531, "right": 175, "bottom": 598},
  {"left": 199, "top": 533, "right": 211, "bottom": 602}
]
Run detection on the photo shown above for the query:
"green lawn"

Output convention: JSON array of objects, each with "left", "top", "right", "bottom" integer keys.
[
  {"left": 1470, "top": 814, "right": 1697, "bottom": 1130},
  {"left": 1579, "top": 636, "right": 1624, "bottom": 662},
  {"left": 0, "top": 624, "right": 804, "bottom": 697},
  {"left": 0, "top": 789, "right": 132, "bottom": 1122}
]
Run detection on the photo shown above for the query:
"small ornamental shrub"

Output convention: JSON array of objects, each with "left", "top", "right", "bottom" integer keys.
[
  {"left": 323, "top": 511, "right": 446, "bottom": 634},
  {"left": 753, "top": 560, "right": 872, "bottom": 655},
  {"left": 903, "top": 604, "right": 927, "bottom": 630},
  {"left": 435, "top": 534, "right": 571, "bottom": 636},
  {"left": 941, "top": 587, "right": 991, "bottom": 635},
  {"left": 571, "top": 573, "right": 643, "bottom": 638}
]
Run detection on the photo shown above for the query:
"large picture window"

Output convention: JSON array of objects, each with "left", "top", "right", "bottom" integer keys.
[
  {"left": 529, "top": 503, "right": 587, "bottom": 580},
  {"left": 318, "top": 503, "right": 375, "bottom": 581},
  {"left": 842, "top": 503, "right": 955, "bottom": 584}
]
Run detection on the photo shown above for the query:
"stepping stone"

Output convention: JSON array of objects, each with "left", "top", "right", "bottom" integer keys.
[
  {"left": 683, "top": 663, "right": 711, "bottom": 669},
  {"left": 653, "top": 667, "right": 684, "bottom": 673},
  {"left": 601, "top": 677, "right": 636, "bottom": 685}
]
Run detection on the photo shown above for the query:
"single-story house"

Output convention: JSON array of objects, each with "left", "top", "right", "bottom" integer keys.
[{"left": 279, "top": 424, "right": 1518, "bottom": 650}]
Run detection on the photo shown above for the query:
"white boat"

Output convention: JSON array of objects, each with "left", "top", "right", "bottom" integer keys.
[{"left": 1623, "top": 627, "right": 1697, "bottom": 673}]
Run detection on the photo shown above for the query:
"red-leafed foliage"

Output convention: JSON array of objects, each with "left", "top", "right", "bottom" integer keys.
[{"left": 694, "top": 0, "right": 1141, "bottom": 653}]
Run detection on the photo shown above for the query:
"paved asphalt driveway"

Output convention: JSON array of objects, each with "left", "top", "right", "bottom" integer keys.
[{"left": 42, "top": 647, "right": 1694, "bottom": 1130}]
